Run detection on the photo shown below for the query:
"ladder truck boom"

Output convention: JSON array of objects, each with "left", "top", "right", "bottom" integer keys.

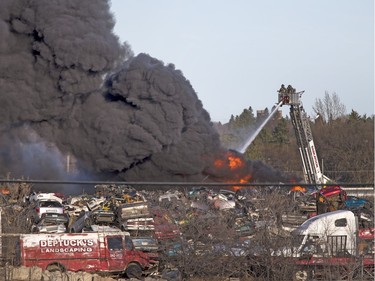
[
  {"left": 278, "top": 85, "right": 323, "bottom": 184},
  {"left": 277, "top": 84, "right": 346, "bottom": 215}
]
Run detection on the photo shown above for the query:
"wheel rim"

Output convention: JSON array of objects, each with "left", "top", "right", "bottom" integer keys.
[{"left": 295, "top": 270, "right": 308, "bottom": 281}]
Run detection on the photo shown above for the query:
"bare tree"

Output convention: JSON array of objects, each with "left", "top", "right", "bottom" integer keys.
[{"left": 313, "top": 92, "right": 346, "bottom": 123}]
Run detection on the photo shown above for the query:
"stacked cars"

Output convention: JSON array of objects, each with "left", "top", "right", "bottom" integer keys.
[{"left": 28, "top": 195, "right": 67, "bottom": 233}]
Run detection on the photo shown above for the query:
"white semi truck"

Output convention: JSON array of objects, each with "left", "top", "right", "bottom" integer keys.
[{"left": 286, "top": 210, "right": 374, "bottom": 281}]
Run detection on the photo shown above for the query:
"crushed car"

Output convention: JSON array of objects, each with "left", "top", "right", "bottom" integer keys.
[
  {"left": 31, "top": 213, "right": 69, "bottom": 233},
  {"left": 68, "top": 210, "right": 93, "bottom": 233}
]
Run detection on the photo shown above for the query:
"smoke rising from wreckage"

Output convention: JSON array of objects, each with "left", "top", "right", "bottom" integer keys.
[{"left": 0, "top": 0, "right": 288, "bottom": 186}]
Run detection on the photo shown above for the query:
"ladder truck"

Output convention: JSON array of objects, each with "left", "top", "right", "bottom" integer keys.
[{"left": 277, "top": 85, "right": 347, "bottom": 214}]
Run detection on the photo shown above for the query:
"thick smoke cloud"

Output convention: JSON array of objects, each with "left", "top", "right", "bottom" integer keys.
[{"left": 0, "top": 0, "right": 288, "bottom": 186}]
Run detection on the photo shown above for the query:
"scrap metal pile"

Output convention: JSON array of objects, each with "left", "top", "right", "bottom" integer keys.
[
  {"left": 0, "top": 183, "right": 373, "bottom": 279},
  {"left": 1, "top": 185, "right": 280, "bottom": 262}
]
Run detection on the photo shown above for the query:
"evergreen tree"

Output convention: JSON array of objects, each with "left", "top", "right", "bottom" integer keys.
[
  {"left": 348, "top": 109, "right": 361, "bottom": 122},
  {"left": 272, "top": 118, "right": 289, "bottom": 144}
]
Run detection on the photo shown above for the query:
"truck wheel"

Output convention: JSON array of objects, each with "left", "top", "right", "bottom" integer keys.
[
  {"left": 293, "top": 269, "right": 310, "bottom": 281},
  {"left": 125, "top": 263, "right": 142, "bottom": 279}
]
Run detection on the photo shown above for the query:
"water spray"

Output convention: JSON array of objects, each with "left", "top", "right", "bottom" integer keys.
[{"left": 237, "top": 101, "right": 283, "bottom": 154}]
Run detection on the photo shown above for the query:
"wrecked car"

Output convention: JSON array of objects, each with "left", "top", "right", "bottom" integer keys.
[
  {"left": 132, "top": 236, "right": 160, "bottom": 259},
  {"left": 27, "top": 192, "right": 65, "bottom": 204},
  {"left": 92, "top": 209, "right": 116, "bottom": 224},
  {"left": 121, "top": 217, "right": 155, "bottom": 232},
  {"left": 31, "top": 199, "right": 65, "bottom": 222},
  {"left": 31, "top": 213, "right": 69, "bottom": 233},
  {"left": 68, "top": 210, "right": 93, "bottom": 233},
  {"left": 83, "top": 224, "right": 122, "bottom": 233},
  {"left": 117, "top": 201, "right": 150, "bottom": 220}
]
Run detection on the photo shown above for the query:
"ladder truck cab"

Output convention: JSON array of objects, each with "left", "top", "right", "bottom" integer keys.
[{"left": 278, "top": 85, "right": 347, "bottom": 215}]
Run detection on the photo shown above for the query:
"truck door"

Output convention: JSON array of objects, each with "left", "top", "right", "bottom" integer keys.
[{"left": 106, "top": 236, "right": 125, "bottom": 271}]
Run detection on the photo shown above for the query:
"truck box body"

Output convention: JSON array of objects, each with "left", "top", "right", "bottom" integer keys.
[{"left": 19, "top": 232, "right": 153, "bottom": 274}]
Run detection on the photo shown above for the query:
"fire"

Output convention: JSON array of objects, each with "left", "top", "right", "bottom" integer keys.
[
  {"left": 232, "top": 175, "right": 252, "bottom": 191},
  {"left": 214, "top": 159, "right": 224, "bottom": 168},
  {"left": 213, "top": 151, "right": 252, "bottom": 191},
  {"left": 214, "top": 151, "right": 245, "bottom": 170},
  {"left": 228, "top": 156, "right": 244, "bottom": 169},
  {"left": 290, "top": 185, "right": 306, "bottom": 193}
]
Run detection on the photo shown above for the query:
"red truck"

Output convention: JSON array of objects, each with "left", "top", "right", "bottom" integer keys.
[{"left": 18, "top": 232, "right": 157, "bottom": 278}]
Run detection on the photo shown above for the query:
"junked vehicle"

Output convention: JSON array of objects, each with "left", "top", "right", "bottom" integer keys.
[
  {"left": 158, "top": 192, "right": 180, "bottom": 205},
  {"left": 68, "top": 210, "right": 92, "bottom": 233},
  {"left": 87, "top": 197, "right": 106, "bottom": 211},
  {"left": 213, "top": 193, "right": 236, "bottom": 210},
  {"left": 83, "top": 224, "right": 122, "bottom": 233},
  {"left": 154, "top": 217, "right": 181, "bottom": 240},
  {"left": 64, "top": 203, "right": 89, "bottom": 217},
  {"left": 117, "top": 201, "right": 150, "bottom": 220},
  {"left": 344, "top": 195, "right": 373, "bottom": 210},
  {"left": 92, "top": 209, "right": 115, "bottom": 224},
  {"left": 31, "top": 199, "right": 65, "bottom": 222},
  {"left": 121, "top": 217, "right": 155, "bottom": 233},
  {"left": 31, "top": 213, "right": 69, "bottom": 233},
  {"left": 132, "top": 236, "right": 160, "bottom": 259},
  {"left": 28, "top": 192, "right": 65, "bottom": 204}
]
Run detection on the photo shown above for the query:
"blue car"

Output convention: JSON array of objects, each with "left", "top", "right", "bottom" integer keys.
[{"left": 344, "top": 196, "right": 373, "bottom": 210}]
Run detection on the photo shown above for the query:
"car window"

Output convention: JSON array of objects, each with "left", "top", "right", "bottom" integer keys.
[
  {"left": 335, "top": 218, "right": 347, "bottom": 227},
  {"left": 39, "top": 201, "right": 62, "bottom": 208},
  {"left": 108, "top": 237, "right": 123, "bottom": 251}
]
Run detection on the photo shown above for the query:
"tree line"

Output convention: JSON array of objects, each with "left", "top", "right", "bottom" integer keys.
[{"left": 215, "top": 92, "right": 374, "bottom": 184}]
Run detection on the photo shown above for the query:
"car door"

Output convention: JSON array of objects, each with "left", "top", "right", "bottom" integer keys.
[{"left": 106, "top": 236, "right": 125, "bottom": 271}]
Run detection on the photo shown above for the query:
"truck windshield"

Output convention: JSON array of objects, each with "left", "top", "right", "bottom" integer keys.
[
  {"left": 292, "top": 235, "right": 305, "bottom": 247},
  {"left": 125, "top": 236, "right": 134, "bottom": 250}
]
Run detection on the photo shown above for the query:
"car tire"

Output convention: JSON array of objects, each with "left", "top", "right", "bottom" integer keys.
[{"left": 125, "top": 263, "right": 142, "bottom": 279}]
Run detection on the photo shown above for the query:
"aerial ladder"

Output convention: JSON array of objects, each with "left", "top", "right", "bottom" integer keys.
[{"left": 277, "top": 85, "right": 346, "bottom": 214}]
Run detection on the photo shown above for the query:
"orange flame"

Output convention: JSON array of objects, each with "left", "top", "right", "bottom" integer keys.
[
  {"left": 232, "top": 175, "right": 252, "bottom": 191},
  {"left": 213, "top": 151, "right": 252, "bottom": 191},
  {"left": 214, "top": 159, "right": 224, "bottom": 168},
  {"left": 290, "top": 185, "right": 306, "bottom": 193},
  {"left": 228, "top": 156, "right": 244, "bottom": 169},
  {"left": 214, "top": 152, "right": 245, "bottom": 170}
]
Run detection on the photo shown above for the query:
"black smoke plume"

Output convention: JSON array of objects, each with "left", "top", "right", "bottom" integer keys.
[{"left": 0, "top": 0, "right": 288, "bottom": 188}]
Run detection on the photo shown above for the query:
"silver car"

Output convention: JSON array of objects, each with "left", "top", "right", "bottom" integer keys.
[
  {"left": 68, "top": 211, "right": 93, "bottom": 233},
  {"left": 31, "top": 213, "right": 69, "bottom": 233}
]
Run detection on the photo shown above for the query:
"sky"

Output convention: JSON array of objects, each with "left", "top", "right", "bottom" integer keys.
[{"left": 110, "top": 0, "right": 374, "bottom": 123}]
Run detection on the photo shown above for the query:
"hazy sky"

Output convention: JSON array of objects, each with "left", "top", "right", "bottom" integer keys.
[{"left": 110, "top": 0, "right": 374, "bottom": 123}]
